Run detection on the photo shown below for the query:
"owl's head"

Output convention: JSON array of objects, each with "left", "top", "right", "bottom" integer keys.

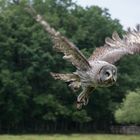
[{"left": 98, "top": 65, "right": 117, "bottom": 87}]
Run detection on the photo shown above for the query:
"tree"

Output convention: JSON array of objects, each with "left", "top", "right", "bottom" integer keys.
[{"left": 115, "top": 89, "right": 140, "bottom": 124}]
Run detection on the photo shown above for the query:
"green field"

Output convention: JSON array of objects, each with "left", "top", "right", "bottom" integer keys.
[{"left": 0, "top": 134, "right": 140, "bottom": 140}]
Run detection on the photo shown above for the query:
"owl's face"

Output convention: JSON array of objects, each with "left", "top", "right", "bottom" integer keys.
[{"left": 98, "top": 65, "right": 117, "bottom": 87}]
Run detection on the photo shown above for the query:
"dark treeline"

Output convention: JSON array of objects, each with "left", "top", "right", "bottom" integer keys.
[{"left": 0, "top": 0, "right": 140, "bottom": 133}]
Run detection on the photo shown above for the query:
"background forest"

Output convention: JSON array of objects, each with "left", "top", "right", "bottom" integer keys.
[{"left": 0, "top": 0, "right": 140, "bottom": 133}]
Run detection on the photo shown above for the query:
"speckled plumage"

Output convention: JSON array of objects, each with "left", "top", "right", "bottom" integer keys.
[{"left": 27, "top": 6, "right": 140, "bottom": 109}]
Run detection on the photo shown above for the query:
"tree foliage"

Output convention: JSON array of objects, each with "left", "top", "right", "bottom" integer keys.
[{"left": 115, "top": 90, "right": 140, "bottom": 124}]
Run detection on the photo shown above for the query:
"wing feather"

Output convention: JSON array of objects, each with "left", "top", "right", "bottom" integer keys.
[
  {"left": 26, "top": 6, "right": 91, "bottom": 71},
  {"left": 89, "top": 25, "right": 140, "bottom": 64}
]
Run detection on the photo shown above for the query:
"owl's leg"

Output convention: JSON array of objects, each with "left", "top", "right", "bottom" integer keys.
[
  {"left": 82, "top": 87, "right": 94, "bottom": 106},
  {"left": 76, "top": 87, "right": 94, "bottom": 109},
  {"left": 76, "top": 90, "right": 86, "bottom": 109}
]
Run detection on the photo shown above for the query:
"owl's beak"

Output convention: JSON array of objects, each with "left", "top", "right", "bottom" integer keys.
[{"left": 113, "top": 77, "right": 117, "bottom": 82}]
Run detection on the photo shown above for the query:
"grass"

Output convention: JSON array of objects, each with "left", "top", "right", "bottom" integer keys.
[{"left": 0, "top": 134, "right": 140, "bottom": 140}]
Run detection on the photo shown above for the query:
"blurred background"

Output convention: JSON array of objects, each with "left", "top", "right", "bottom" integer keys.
[{"left": 0, "top": 0, "right": 140, "bottom": 136}]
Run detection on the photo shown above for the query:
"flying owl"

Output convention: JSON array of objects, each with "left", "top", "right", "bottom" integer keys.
[{"left": 27, "top": 7, "right": 140, "bottom": 109}]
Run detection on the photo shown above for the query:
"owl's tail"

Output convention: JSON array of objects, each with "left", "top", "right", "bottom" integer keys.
[{"left": 50, "top": 72, "right": 81, "bottom": 92}]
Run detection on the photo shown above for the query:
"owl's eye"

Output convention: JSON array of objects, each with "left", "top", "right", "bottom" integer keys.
[{"left": 105, "top": 71, "right": 110, "bottom": 77}]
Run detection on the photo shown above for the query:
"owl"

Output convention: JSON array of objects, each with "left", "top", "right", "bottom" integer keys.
[{"left": 27, "top": 7, "right": 140, "bottom": 109}]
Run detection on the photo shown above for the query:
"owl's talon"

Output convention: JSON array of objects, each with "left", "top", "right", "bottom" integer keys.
[
  {"left": 77, "top": 95, "right": 89, "bottom": 109},
  {"left": 83, "top": 97, "right": 89, "bottom": 106},
  {"left": 76, "top": 102, "right": 83, "bottom": 109}
]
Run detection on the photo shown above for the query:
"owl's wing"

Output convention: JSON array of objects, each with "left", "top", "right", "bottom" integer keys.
[
  {"left": 89, "top": 25, "right": 140, "bottom": 64},
  {"left": 26, "top": 6, "right": 91, "bottom": 71}
]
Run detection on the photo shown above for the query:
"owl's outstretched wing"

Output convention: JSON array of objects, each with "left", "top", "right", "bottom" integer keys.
[
  {"left": 26, "top": 6, "right": 91, "bottom": 71},
  {"left": 89, "top": 25, "right": 140, "bottom": 64}
]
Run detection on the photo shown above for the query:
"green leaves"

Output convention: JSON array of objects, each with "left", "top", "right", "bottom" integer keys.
[
  {"left": 72, "top": 110, "right": 92, "bottom": 123},
  {"left": 115, "top": 90, "right": 140, "bottom": 124}
]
